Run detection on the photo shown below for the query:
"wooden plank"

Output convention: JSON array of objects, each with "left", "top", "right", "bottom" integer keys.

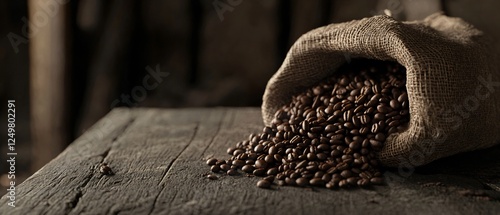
[
  {"left": 28, "top": 0, "right": 70, "bottom": 171},
  {"left": 1, "top": 108, "right": 500, "bottom": 214}
]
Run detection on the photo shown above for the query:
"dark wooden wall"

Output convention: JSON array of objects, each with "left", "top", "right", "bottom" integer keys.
[{"left": 0, "top": 0, "right": 499, "bottom": 191}]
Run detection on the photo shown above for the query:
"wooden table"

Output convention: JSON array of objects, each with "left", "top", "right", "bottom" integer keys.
[{"left": 2, "top": 108, "right": 500, "bottom": 214}]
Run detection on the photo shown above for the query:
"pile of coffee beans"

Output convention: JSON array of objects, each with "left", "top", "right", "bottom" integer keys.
[{"left": 206, "top": 59, "right": 409, "bottom": 189}]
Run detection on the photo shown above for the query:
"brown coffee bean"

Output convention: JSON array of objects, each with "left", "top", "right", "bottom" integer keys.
[
  {"left": 220, "top": 164, "right": 231, "bottom": 171},
  {"left": 390, "top": 99, "right": 401, "bottom": 109},
  {"left": 357, "top": 179, "right": 369, "bottom": 187},
  {"left": 207, "top": 174, "right": 218, "bottom": 180},
  {"left": 255, "top": 160, "right": 268, "bottom": 169},
  {"left": 227, "top": 169, "right": 238, "bottom": 176},
  {"left": 296, "top": 177, "right": 309, "bottom": 187},
  {"left": 206, "top": 158, "right": 217, "bottom": 166},
  {"left": 398, "top": 92, "right": 408, "bottom": 103},
  {"left": 267, "top": 167, "right": 278, "bottom": 176},
  {"left": 257, "top": 179, "right": 271, "bottom": 189},
  {"left": 316, "top": 153, "right": 327, "bottom": 160},
  {"left": 210, "top": 165, "right": 221, "bottom": 173},
  {"left": 370, "top": 177, "right": 384, "bottom": 185},
  {"left": 375, "top": 133, "right": 386, "bottom": 141},
  {"left": 340, "top": 170, "right": 352, "bottom": 178},
  {"left": 242, "top": 165, "right": 255, "bottom": 173},
  {"left": 347, "top": 177, "right": 358, "bottom": 185},
  {"left": 99, "top": 164, "right": 113, "bottom": 175},
  {"left": 377, "top": 104, "right": 392, "bottom": 113},
  {"left": 207, "top": 60, "right": 409, "bottom": 190},
  {"left": 349, "top": 141, "right": 361, "bottom": 150},
  {"left": 264, "top": 176, "right": 275, "bottom": 182},
  {"left": 253, "top": 168, "right": 266, "bottom": 177},
  {"left": 310, "top": 178, "right": 325, "bottom": 186}
]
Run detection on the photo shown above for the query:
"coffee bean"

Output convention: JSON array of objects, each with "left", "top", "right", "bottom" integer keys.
[
  {"left": 285, "top": 177, "right": 296, "bottom": 186},
  {"left": 210, "top": 165, "right": 221, "bottom": 173},
  {"left": 340, "top": 170, "right": 352, "bottom": 178},
  {"left": 220, "top": 164, "right": 231, "bottom": 171},
  {"left": 207, "top": 60, "right": 409, "bottom": 190},
  {"left": 255, "top": 160, "right": 268, "bottom": 169},
  {"left": 227, "top": 169, "right": 237, "bottom": 176},
  {"left": 207, "top": 174, "right": 218, "bottom": 180},
  {"left": 347, "top": 177, "right": 358, "bottom": 185},
  {"left": 376, "top": 104, "right": 392, "bottom": 113},
  {"left": 264, "top": 176, "right": 275, "bottom": 182},
  {"left": 257, "top": 179, "right": 271, "bottom": 189},
  {"left": 375, "top": 133, "right": 386, "bottom": 142},
  {"left": 99, "top": 164, "right": 113, "bottom": 175},
  {"left": 370, "top": 177, "right": 384, "bottom": 185},
  {"left": 310, "top": 178, "right": 325, "bottom": 186},
  {"left": 390, "top": 99, "right": 401, "bottom": 109},
  {"left": 296, "top": 177, "right": 309, "bottom": 187},
  {"left": 232, "top": 159, "right": 245, "bottom": 167},
  {"left": 253, "top": 168, "right": 266, "bottom": 177},
  {"left": 242, "top": 165, "right": 255, "bottom": 173},
  {"left": 206, "top": 158, "right": 217, "bottom": 166},
  {"left": 267, "top": 167, "right": 278, "bottom": 176},
  {"left": 357, "top": 179, "right": 369, "bottom": 187}
]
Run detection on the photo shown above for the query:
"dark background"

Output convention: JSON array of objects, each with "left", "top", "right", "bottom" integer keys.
[{"left": 0, "top": 0, "right": 499, "bottom": 193}]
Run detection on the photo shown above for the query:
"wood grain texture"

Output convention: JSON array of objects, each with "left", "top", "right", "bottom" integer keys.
[{"left": 1, "top": 108, "right": 500, "bottom": 214}]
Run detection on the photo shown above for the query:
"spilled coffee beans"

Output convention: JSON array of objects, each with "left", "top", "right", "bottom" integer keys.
[{"left": 206, "top": 59, "right": 409, "bottom": 189}]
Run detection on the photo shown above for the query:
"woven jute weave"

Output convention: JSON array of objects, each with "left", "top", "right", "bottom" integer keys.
[{"left": 262, "top": 13, "right": 500, "bottom": 167}]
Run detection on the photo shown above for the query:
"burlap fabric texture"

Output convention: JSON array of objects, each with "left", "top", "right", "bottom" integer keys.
[{"left": 262, "top": 13, "right": 500, "bottom": 167}]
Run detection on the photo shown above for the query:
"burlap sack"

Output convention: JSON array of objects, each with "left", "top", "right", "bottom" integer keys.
[{"left": 262, "top": 13, "right": 500, "bottom": 168}]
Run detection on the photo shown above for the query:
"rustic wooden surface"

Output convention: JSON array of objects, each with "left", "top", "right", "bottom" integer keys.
[{"left": 2, "top": 108, "right": 500, "bottom": 214}]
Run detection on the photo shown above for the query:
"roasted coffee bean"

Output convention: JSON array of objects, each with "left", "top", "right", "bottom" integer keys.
[
  {"left": 255, "top": 160, "right": 268, "bottom": 169},
  {"left": 253, "top": 168, "right": 266, "bottom": 177},
  {"left": 347, "top": 177, "right": 358, "bottom": 185},
  {"left": 242, "top": 165, "right": 255, "bottom": 173},
  {"left": 227, "top": 169, "right": 238, "bottom": 176},
  {"left": 207, "top": 174, "right": 218, "bottom": 180},
  {"left": 340, "top": 170, "right": 352, "bottom": 178},
  {"left": 210, "top": 165, "right": 221, "bottom": 173},
  {"left": 264, "top": 176, "right": 275, "bottom": 182},
  {"left": 310, "top": 178, "right": 325, "bottom": 186},
  {"left": 206, "top": 158, "right": 217, "bottom": 166},
  {"left": 227, "top": 147, "right": 235, "bottom": 155},
  {"left": 370, "top": 177, "right": 384, "bottom": 185},
  {"left": 276, "top": 180, "right": 286, "bottom": 186},
  {"left": 99, "top": 164, "right": 113, "bottom": 175},
  {"left": 267, "top": 167, "right": 279, "bottom": 176},
  {"left": 232, "top": 159, "right": 245, "bottom": 167},
  {"left": 296, "top": 177, "right": 309, "bottom": 187},
  {"left": 207, "top": 60, "right": 408, "bottom": 190},
  {"left": 257, "top": 179, "right": 271, "bottom": 189},
  {"left": 220, "top": 164, "right": 231, "bottom": 171}
]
